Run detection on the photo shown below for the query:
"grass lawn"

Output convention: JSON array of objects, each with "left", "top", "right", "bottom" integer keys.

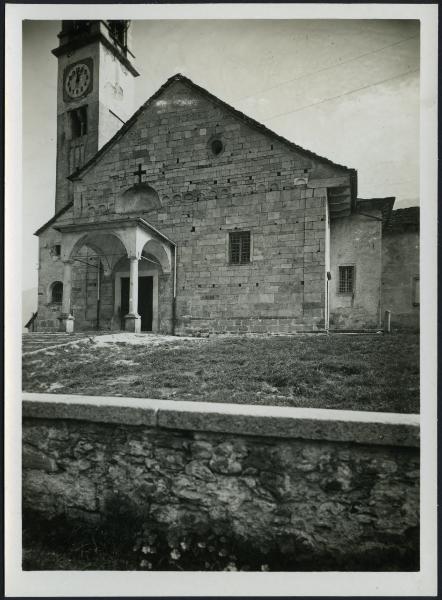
[{"left": 22, "top": 333, "right": 419, "bottom": 413}]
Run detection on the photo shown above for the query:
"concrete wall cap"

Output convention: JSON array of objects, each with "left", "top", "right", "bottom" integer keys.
[{"left": 22, "top": 392, "right": 420, "bottom": 447}]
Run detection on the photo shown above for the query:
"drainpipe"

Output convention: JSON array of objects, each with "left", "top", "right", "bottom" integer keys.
[
  {"left": 172, "top": 245, "right": 177, "bottom": 335},
  {"left": 96, "top": 258, "right": 101, "bottom": 330}
]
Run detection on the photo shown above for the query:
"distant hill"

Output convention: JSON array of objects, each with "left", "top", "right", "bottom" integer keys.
[{"left": 22, "top": 287, "right": 38, "bottom": 331}]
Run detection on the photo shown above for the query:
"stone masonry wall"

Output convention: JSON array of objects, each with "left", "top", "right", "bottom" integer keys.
[
  {"left": 382, "top": 230, "right": 419, "bottom": 331},
  {"left": 36, "top": 227, "right": 66, "bottom": 331},
  {"left": 23, "top": 396, "right": 419, "bottom": 565},
  {"left": 57, "top": 79, "right": 351, "bottom": 334}
]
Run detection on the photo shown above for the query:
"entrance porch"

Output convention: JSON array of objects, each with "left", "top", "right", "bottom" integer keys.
[{"left": 55, "top": 217, "right": 176, "bottom": 334}]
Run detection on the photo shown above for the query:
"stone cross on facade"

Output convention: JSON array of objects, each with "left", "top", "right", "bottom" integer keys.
[{"left": 133, "top": 163, "right": 147, "bottom": 184}]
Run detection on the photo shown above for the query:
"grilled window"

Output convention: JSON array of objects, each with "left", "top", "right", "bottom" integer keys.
[
  {"left": 51, "top": 281, "right": 63, "bottom": 304},
  {"left": 338, "top": 266, "right": 355, "bottom": 294},
  {"left": 229, "top": 231, "right": 251, "bottom": 264}
]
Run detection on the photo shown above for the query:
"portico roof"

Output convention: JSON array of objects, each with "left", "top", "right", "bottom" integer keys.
[{"left": 54, "top": 215, "right": 176, "bottom": 247}]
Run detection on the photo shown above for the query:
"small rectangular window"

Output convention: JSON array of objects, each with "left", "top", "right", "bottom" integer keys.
[
  {"left": 229, "top": 231, "right": 251, "bottom": 265},
  {"left": 412, "top": 275, "right": 420, "bottom": 306},
  {"left": 69, "top": 106, "right": 88, "bottom": 139},
  {"left": 338, "top": 265, "right": 355, "bottom": 294}
]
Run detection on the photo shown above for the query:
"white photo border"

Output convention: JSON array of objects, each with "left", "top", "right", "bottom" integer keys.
[{"left": 5, "top": 3, "right": 438, "bottom": 597}]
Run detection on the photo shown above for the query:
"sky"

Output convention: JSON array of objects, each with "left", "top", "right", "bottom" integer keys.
[{"left": 22, "top": 19, "right": 420, "bottom": 292}]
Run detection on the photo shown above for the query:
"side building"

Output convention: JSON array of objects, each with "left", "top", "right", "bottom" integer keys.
[{"left": 382, "top": 207, "right": 420, "bottom": 331}]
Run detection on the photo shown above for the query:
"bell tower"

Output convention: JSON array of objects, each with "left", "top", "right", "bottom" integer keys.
[{"left": 52, "top": 20, "right": 139, "bottom": 212}]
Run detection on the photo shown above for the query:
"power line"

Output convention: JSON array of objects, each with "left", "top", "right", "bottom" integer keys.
[
  {"left": 263, "top": 68, "right": 419, "bottom": 121},
  {"left": 374, "top": 178, "right": 419, "bottom": 188},
  {"left": 235, "top": 34, "right": 419, "bottom": 103}
]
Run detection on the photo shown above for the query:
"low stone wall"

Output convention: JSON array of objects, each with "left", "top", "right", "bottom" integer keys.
[{"left": 23, "top": 394, "right": 419, "bottom": 566}]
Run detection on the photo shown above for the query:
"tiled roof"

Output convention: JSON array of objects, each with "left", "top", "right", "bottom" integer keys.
[
  {"left": 384, "top": 206, "right": 420, "bottom": 233},
  {"left": 69, "top": 73, "right": 356, "bottom": 183},
  {"left": 356, "top": 197, "right": 395, "bottom": 223}
]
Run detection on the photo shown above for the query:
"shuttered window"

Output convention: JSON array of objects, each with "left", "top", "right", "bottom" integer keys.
[
  {"left": 338, "top": 266, "right": 355, "bottom": 294},
  {"left": 229, "top": 231, "right": 251, "bottom": 264}
]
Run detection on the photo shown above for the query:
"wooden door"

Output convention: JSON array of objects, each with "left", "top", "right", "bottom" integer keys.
[{"left": 120, "top": 276, "right": 153, "bottom": 331}]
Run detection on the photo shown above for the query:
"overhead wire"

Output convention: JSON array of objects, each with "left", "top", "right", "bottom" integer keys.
[
  {"left": 263, "top": 68, "right": 419, "bottom": 121},
  {"left": 234, "top": 34, "right": 419, "bottom": 103}
]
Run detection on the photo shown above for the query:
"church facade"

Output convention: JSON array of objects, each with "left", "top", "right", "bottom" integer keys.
[{"left": 34, "top": 20, "right": 419, "bottom": 335}]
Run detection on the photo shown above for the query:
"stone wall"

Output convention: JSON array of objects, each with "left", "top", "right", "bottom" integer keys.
[
  {"left": 23, "top": 394, "right": 419, "bottom": 566},
  {"left": 35, "top": 227, "right": 66, "bottom": 331},
  {"left": 382, "top": 230, "right": 419, "bottom": 331}
]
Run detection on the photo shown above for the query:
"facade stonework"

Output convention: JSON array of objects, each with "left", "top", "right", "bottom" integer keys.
[{"left": 34, "top": 21, "right": 419, "bottom": 335}]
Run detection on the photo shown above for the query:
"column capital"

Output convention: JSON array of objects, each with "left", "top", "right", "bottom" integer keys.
[{"left": 128, "top": 254, "right": 139, "bottom": 261}]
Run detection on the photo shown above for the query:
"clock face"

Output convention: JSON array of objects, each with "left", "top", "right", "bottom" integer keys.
[{"left": 65, "top": 62, "right": 92, "bottom": 99}]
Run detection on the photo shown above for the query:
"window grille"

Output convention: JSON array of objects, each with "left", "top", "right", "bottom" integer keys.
[
  {"left": 229, "top": 231, "right": 251, "bottom": 264},
  {"left": 338, "top": 266, "right": 354, "bottom": 294},
  {"left": 51, "top": 282, "right": 63, "bottom": 304}
]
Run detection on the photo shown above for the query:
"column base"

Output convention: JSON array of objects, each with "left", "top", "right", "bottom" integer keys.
[
  {"left": 58, "top": 314, "right": 75, "bottom": 333},
  {"left": 124, "top": 313, "right": 141, "bottom": 333}
]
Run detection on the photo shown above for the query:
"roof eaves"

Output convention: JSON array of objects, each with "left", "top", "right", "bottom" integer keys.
[
  {"left": 34, "top": 202, "right": 74, "bottom": 236},
  {"left": 356, "top": 196, "right": 395, "bottom": 223},
  {"left": 139, "top": 217, "right": 176, "bottom": 247}
]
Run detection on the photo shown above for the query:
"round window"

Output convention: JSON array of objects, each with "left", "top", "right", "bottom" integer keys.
[{"left": 210, "top": 139, "right": 224, "bottom": 156}]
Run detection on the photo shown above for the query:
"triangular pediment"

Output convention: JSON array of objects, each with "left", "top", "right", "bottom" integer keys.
[{"left": 69, "top": 73, "right": 354, "bottom": 183}]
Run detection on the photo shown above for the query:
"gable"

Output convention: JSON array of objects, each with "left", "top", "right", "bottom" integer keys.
[
  {"left": 71, "top": 74, "right": 354, "bottom": 184},
  {"left": 69, "top": 76, "right": 355, "bottom": 220}
]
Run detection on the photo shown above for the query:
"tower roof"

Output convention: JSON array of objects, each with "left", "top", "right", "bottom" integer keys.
[{"left": 52, "top": 20, "right": 139, "bottom": 77}]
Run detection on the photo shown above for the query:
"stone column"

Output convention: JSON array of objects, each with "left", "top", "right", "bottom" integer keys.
[
  {"left": 124, "top": 256, "right": 141, "bottom": 333},
  {"left": 59, "top": 260, "right": 75, "bottom": 333}
]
